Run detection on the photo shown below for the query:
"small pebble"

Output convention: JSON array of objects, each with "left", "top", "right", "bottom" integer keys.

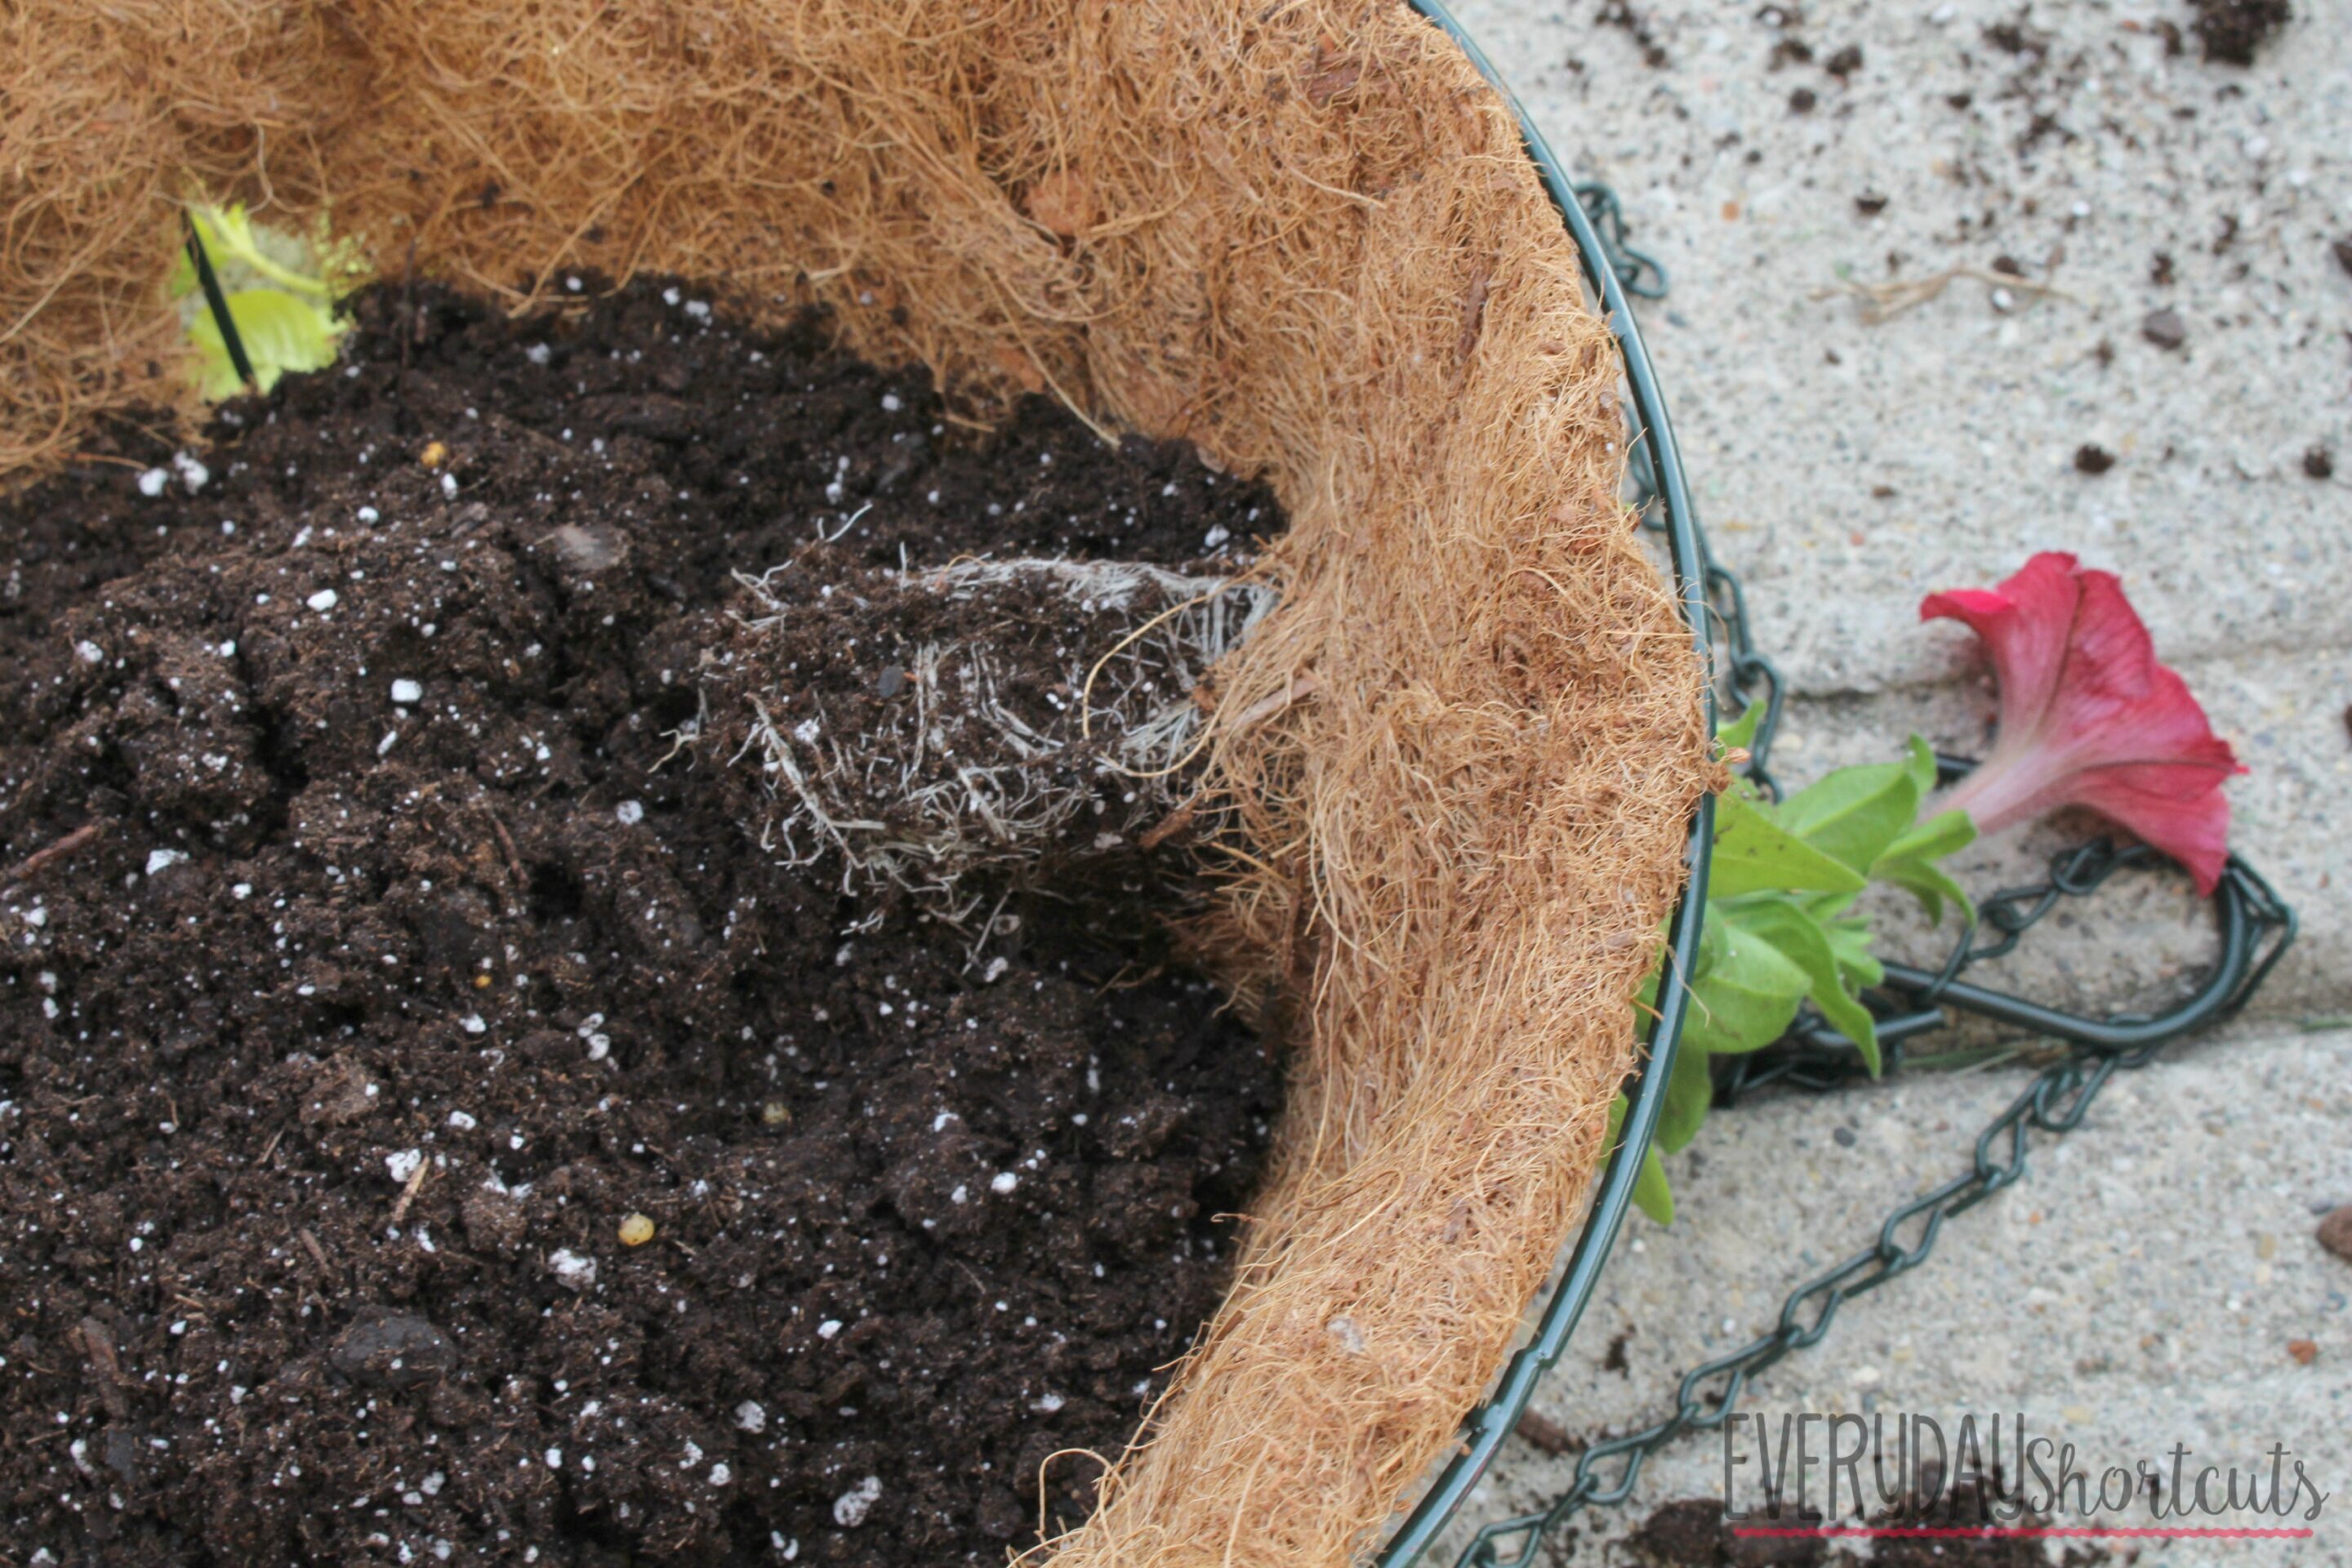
[
  {"left": 2318, "top": 1205, "right": 2352, "bottom": 1263},
  {"left": 832, "top": 1476, "right": 882, "bottom": 1528},
  {"left": 549, "top": 1249, "right": 598, "bottom": 1291}
]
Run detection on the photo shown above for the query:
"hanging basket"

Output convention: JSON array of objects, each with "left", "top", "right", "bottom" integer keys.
[{"left": 0, "top": 3, "right": 1714, "bottom": 1563}]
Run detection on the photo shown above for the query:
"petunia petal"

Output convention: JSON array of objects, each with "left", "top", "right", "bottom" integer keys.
[
  {"left": 2065, "top": 761, "right": 2236, "bottom": 895},
  {"left": 1921, "top": 552, "right": 2083, "bottom": 741},
  {"left": 1923, "top": 554, "right": 2241, "bottom": 895}
]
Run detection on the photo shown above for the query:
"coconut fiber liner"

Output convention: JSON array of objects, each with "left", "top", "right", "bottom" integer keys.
[{"left": 2, "top": 2, "right": 1713, "bottom": 1562}]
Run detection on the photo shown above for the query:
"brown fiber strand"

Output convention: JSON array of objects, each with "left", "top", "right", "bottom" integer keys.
[{"left": 0, "top": 4, "right": 1710, "bottom": 1563}]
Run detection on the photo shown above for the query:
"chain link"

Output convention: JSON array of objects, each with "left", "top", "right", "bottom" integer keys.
[{"left": 1569, "top": 183, "right": 1671, "bottom": 301}]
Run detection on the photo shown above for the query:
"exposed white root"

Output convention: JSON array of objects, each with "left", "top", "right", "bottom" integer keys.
[{"left": 717, "top": 557, "right": 1275, "bottom": 905}]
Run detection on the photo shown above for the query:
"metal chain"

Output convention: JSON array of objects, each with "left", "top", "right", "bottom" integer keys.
[
  {"left": 1569, "top": 183, "right": 1671, "bottom": 302},
  {"left": 1444, "top": 187, "right": 2301, "bottom": 1568},
  {"left": 1463, "top": 1052, "right": 2153, "bottom": 1563}
]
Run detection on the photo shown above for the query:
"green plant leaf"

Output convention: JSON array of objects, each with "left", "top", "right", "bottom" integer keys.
[
  {"left": 1629, "top": 729, "right": 1987, "bottom": 1224},
  {"left": 1655, "top": 1035, "right": 1717, "bottom": 1156},
  {"left": 1717, "top": 702, "right": 1762, "bottom": 755},
  {"left": 1903, "top": 733, "right": 1940, "bottom": 800},
  {"left": 1606, "top": 1094, "right": 1677, "bottom": 1226},
  {"left": 1804, "top": 893, "right": 1885, "bottom": 989},
  {"left": 1708, "top": 791, "right": 1867, "bottom": 899},
  {"left": 1878, "top": 806, "right": 1976, "bottom": 867},
  {"left": 193, "top": 205, "right": 333, "bottom": 296},
  {"left": 1873, "top": 853, "right": 1976, "bottom": 928},
  {"left": 189, "top": 287, "right": 341, "bottom": 400},
  {"left": 1722, "top": 899, "right": 1881, "bottom": 1075},
  {"left": 1775, "top": 759, "right": 1921, "bottom": 874},
  {"left": 1682, "top": 909, "right": 1811, "bottom": 1054},
  {"left": 1632, "top": 1142, "right": 1675, "bottom": 1226}
]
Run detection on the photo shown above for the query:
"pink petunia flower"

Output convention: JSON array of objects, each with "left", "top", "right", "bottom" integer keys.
[{"left": 1922, "top": 552, "right": 2244, "bottom": 895}]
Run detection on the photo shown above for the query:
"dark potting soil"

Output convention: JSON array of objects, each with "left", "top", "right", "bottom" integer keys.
[{"left": 0, "top": 279, "right": 1287, "bottom": 1566}]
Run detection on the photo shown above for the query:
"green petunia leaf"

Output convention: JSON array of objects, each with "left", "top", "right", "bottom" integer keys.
[
  {"left": 1878, "top": 805, "right": 1976, "bottom": 869},
  {"left": 177, "top": 203, "right": 359, "bottom": 403},
  {"left": 1655, "top": 1031, "right": 1718, "bottom": 1156},
  {"left": 1902, "top": 733, "right": 1940, "bottom": 801},
  {"left": 1872, "top": 853, "right": 1977, "bottom": 929},
  {"left": 1717, "top": 702, "right": 1763, "bottom": 757},
  {"left": 1803, "top": 892, "right": 1885, "bottom": 991},
  {"left": 1775, "top": 758, "right": 1922, "bottom": 875},
  {"left": 1630, "top": 725, "right": 1982, "bottom": 1223},
  {"left": 1682, "top": 909, "right": 1811, "bottom": 1054},
  {"left": 1721, "top": 898, "right": 1881, "bottom": 1076},
  {"left": 1708, "top": 791, "right": 1869, "bottom": 900},
  {"left": 1606, "top": 1093, "right": 1677, "bottom": 1227}
]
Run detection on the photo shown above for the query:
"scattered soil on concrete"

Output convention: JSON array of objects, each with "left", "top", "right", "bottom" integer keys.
[
  {"left": 2187, "top": 0, "right": 2291, "bottom": 65},
  {"left": 0, "top": 278, "right": 1285, "bottom": 1566}
]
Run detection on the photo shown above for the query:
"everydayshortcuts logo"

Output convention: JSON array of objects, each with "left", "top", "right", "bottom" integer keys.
[{"left": 1721, "top": 1411, "right": 2331, "bottom": 1543}]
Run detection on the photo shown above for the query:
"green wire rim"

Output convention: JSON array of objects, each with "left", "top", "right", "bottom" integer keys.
[{"left": 1374, "top": 5, "right": 1716, "bottom": 1565}]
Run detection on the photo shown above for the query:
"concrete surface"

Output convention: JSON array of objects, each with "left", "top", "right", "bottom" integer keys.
[{"left": 1413, "top": 0, "right": 2352, "bottom": 1560}]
